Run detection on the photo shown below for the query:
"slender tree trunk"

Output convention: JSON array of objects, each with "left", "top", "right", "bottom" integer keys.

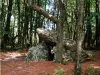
[
  {"left": 33, "top": 0, "right": 41, "bottom": 45},
  {"left": 20, "top": 2, "right": 25, "bottom": 48},
  {"left": 17, "top": 0, "right": 21, "bottom": 45},
  {"left": 83, "top": 0, "right": 92, "bottom": 49},
  {"left": 0, "top": 0, "right": 6, "bottom": 49},
  {"left": 54, "top": 0, "right": 66, "bottom": 64},
  {"left": 74, "top": 0, "right": 84, "bottom": 75},
  {"left": 29, "top": 11, "right": 33, "bottom": 46},
  {"left": 0, "top": 0, "right": 5, "bottom": 37},
  {"left": 95, "top": 0, "right": 100, "bottom": 50},
  {"left": 4, "top": 0, "right": 13, "bottom": 48},
  {"left": 23, "top": 0, "right": 29, "bottom": 48}
]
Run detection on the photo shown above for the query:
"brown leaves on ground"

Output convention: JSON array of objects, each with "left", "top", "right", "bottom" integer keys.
[{"left": 0, "top": 51, "right": 100, "bottom": 75}]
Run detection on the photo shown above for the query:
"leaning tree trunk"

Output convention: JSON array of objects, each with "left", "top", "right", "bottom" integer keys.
[{"left": 74, "top": 0, "right": 84, "bottom": 75}]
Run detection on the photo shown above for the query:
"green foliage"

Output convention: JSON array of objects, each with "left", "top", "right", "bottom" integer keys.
[
  {"left": 33, "top": 39, "right": 38, "bottom": 46},
  {"left": 85, "top": 65, "right": 100, "bottom": 75},
  {"left": 54, "top": 68, "right": 65, "bottom": 75},
  {"left": 85, "top": 12, "right": 100, "bottom": 22}
]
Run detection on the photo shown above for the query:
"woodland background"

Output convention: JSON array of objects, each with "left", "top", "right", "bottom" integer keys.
[{"left": 0, "top": 0, "right": 100, "bottom": 75}]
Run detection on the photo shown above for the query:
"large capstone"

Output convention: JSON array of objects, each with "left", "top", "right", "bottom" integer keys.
[{"left": 25, "top": 42, "right": 49, "bottom": 61}]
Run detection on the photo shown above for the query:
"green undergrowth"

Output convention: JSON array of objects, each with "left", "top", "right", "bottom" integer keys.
[{"left": 85, "top": 65, "right": 100, "bottom": 75}]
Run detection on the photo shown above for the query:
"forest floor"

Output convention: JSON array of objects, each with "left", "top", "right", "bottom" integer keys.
[{"left": 0, "top": 50, "right": 100, "bottom": 75}]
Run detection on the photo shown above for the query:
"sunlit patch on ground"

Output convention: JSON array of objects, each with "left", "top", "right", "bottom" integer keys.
[
  {"left": 0, "top": 52, "right": 26, "bottom": 61},
  {"left": 90, "top": 64, "right": 100, "bottom": 69}
]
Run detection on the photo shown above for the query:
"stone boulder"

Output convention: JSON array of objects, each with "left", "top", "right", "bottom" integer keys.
[{"left": 25, "top": 42, "right": 49, "bottom": 61}]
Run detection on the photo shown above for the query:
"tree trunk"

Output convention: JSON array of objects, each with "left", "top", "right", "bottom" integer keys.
[
  {"left": 95, "top": 0, "right": 100, "bottom": 50},
  {"left": 74, "top": 0, "right": 84, "bottom": 75},
  {"left": 54, "top": 0, "right": 66, "bottom": 64},
  {"left": 22, "top": 0, "right": 29, "bottom": 48},
  {"left": 4, "top": 0, "right": 13, "bottom": 48},
  {"left": 17, "top": 0, "right": 21, "bottom": 45},
  {"left": 0, "top": 0, "right": 5, "bottom": 37},
  {"left": 0, "top": 0, "right": 6, "bottom": 49},
  {"left": 84, "top": 0, "right": 92, "bottom": 49},
  {"left": 29, "top": 11, "right": 33, "bottom": 46}
]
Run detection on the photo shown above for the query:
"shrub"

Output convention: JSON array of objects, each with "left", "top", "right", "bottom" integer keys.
[
  {"left": 54, "top": 68, "right": 65, "bottom": 75},
  {"left": 85, "top": 66, "right": 100, "bottom": 75}
]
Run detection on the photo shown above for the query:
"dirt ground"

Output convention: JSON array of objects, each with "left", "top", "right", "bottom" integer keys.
[{"left": 0, "top": 50, "right": 100, "bottom": 75}]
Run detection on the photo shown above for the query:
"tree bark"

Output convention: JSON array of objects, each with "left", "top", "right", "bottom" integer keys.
[
  {"left": 4, "top": 0, "right": 13, "bottom": 48},
  {"left": 74, "top": 0, "right": 84, "bottom": 75},
  {"left": 95, "top": 0, "right": 100, "bottom": 50},
  {"left": 0, "top": 0, "right": 5, "bottom": 49},
  {"left": 29, "top": 11, "right": 33, "bottom": 46},
  {"left": 17, "top": 0, "right": 21, "bottom": 45},
  {"left": 0, "top": 0, "right": 5, "bottom": 37},
  {"left": 54, "top": 0, "right": 66, "bottom": 63},
  {"left": 23, "top": 0, "right": 29, "bottom": 47},
  {"left": 83, "top": 0, "right": 92, "bottom": 49}
]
